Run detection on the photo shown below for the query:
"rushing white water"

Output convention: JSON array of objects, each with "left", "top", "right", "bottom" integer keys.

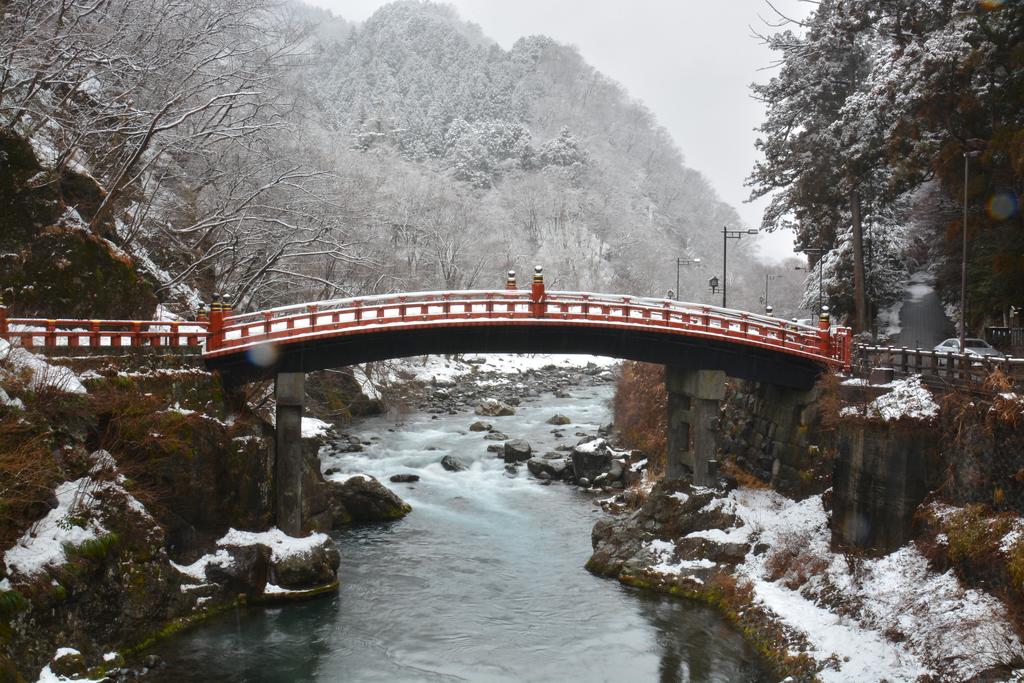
[{"left": 152, "top": 381, "right": 767, "bottom": 682}]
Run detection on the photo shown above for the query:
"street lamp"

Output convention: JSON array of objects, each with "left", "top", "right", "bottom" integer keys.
[
  {"left": 762, "top": 273, "right": 783, "bottom": 314},
  {"left": 675, "top": 257, "right": 701, "bottom": 301},
  {"left": 721, "top": 226, "right": 758, "bottom": 308},
  {"left": 795, "top": 247, "right": 825, "bottom": 315},
  {"left": 961, "top": 138, "right": 985, "bottom": 352}
]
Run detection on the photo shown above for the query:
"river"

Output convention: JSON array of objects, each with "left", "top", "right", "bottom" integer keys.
[{"left": 152, "top": 376, "right": 769, "bottom": 682}]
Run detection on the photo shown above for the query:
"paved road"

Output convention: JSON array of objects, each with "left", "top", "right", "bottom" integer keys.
[{"left": 895, "top": 271, "right": 955, "bottom": 350}]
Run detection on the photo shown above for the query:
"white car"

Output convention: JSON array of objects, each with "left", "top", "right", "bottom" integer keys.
[{"left": 933, "top": 338, "right": 1008, "bottom": 361}]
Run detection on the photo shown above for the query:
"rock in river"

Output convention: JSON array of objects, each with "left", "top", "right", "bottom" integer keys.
[
  {"left": 441, "top": 455, "right": 468, "bottom": 472},
  {"left": 571, "top": 438, "right": 612, "bottom": 482},
  {"left": 546, "top": 414, "right": 572, "bottom": 425},
  {"left": 327, "top": 475, "right": 412, "bottom": 524},
  {"left": 469, "top": 421, "right": 492, "bottom": 432},
  {"left": 527, "top": 457, "right": 567, "bottom": 480},
  {"left": 475, "top": 398, "right": 516, "bottom": 417},
  {"left": 390, "top": 473, "right": 420, "bottom": 483},
  {"left": 503, "top": 439, "right": 533, "bottom": 463}
]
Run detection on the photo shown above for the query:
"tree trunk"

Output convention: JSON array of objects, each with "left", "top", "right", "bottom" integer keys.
[{"left": 850, "top": 186, "right": 867, "bottom": 332}]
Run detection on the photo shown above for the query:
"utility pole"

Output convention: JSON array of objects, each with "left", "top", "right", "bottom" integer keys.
[
  {"left": 721, "top": 226, "right": 758, "bottom": 308},
  {"left": 675, "top": 257, "right": 701, "bottom": 301},
  {"left": 961, "top": 140, "right": 985, "bottom": 351},
  {"left": 795, "top": 247, "right": 825, "bottom": 315},
  {"left": 763, "top": 273, "right": 782, "bottom": 313}
]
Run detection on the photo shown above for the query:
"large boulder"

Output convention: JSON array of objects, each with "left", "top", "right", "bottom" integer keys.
[
  {"left": 571, "top": 439, "right": 612, "bottom": 482},
  {"left": 441, "top": 455, "right": 468, "bottom": 472},
  {"left": 475, "top": 399, "right": 516, "bottom": 417},
  {"left": 504, "top": 439, "right": 533, "bottom": 463},
  {"left": 207, "top": 544, "right": 271, "bottom": 596},
  {"left": 326, "top": 475, "right": 411, "bottom": 525},
  {"left": 271, "top": 536, "right": 341, "bottom": 590},
  {"left": 527, "top": 457, "right": 568, "bottom": 480}
]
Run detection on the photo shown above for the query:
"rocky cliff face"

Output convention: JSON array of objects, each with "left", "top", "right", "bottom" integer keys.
[{"left": 0, "top": 353, "right": 409, "bottom": 680}]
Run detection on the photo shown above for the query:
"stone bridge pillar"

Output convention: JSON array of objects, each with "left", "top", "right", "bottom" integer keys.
[
  {"left": 666, "top": 368, "right": 726, "bottom": 486},
  {"left": 275, "top": 372, "right": 305, "bottom": 536}
]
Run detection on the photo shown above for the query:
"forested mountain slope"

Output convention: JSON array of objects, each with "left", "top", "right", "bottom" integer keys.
[{"left": 1, "top": 0, "right": 774, "bottom": 318}]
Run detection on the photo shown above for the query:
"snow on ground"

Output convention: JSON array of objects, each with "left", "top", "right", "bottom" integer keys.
[
  {"left": 717, "top": 488, "right": 1024, "bottom": 682},
  {"left": 878, "top": 270, "right": 935, "bottom": 341},
  {"left": 841, "top": 376, "right": 938, "bottom": 421},
  {"left": 35, "top": 646, "right": 106, "bottom": 683},
  {"left": 0, "top": 339, "right": 87, "bottom": 394},
  {"left": 301, "top": 416, "right": 333, "bottom": 438},
  {"left": 388, "top": 353, "right": 617, "bottom": 385}
]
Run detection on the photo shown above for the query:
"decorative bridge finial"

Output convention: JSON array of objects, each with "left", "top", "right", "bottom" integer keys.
[{"left": 506, "top": 270, "right": 517, "bottom": 290}]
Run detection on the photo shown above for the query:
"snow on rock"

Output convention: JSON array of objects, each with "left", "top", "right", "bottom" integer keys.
[
  {"left": 573, "top": 437, "right": 607, "bottom": 454},
  {"left": 843, "top": 376, "right": 938, "bottom": 421},
  {"left": 3, "top": 453, "right": 152, "bottom": 579},
  {"left": 0, "top": 386, "right": 25, "bottom": 410},
  {"left": 3, "top": 478, "right": 107, "bottom": 578},
  {"left": 867, "top": 376, "right": 938, "bottom": 421},
  {"left": 216, "top": 527, "right": 331, "bottom": 563},
  {"left": 301, "top": 416, "right": 333, "bottom": 439},
  {"left": 36, "top": 664, "right": 104, "bottom": 683},
  {"left": 0, "top": 339, "right": 87, "bottom": 394},
  {"left": 170, "top": 549, "right": 234, "bottom": 583}
]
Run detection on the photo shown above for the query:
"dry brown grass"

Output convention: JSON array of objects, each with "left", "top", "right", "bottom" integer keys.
[
  {"left": 613, "top": 361, "right": 667, "bottom": 475},
  {"left": 0, "top": 417, "right": 61, "bottom": 550},
  {"left": 721, "top": 459, "right": 771, "bottom": 490},
  {"left": 764, "top": 530, "right": 828, "bottom": 590}
]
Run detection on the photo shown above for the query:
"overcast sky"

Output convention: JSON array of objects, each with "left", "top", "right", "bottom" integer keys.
[{"left": 302, "top": 0, "right": 811, "bottom": 262}]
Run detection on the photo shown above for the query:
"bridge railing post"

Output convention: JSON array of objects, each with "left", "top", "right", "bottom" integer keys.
[
  {"left": 207, "top": 294, "right": 224, "bottom": 351},
  {"left": 817, "top": 306, "right": 831, "bottom": 357},
  {"left": 530, "top": 265, "right": 545, "bottom": 318},
  {"left": 0, "top": 298, "right": 7, "bottom": 339}
]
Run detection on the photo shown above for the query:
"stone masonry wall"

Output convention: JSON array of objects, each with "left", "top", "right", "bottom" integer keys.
[{"left": 718, "top": 379, "right": 824, "bottom": 498}]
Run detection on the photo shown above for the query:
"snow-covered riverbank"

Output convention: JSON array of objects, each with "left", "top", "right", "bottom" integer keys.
[{"left": 591, "top": 479, "right": 1024, "bottom": 682}]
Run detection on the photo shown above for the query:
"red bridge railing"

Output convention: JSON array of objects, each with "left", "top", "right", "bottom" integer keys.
[
  {"left": 0, "top": 309, "right": 207, "bottom": 351},
  {"left": 206, "top": 289, "right": 852, "bottom": 369},
  {"left": 0, "top": 283, "right": 852, "bottom": 370}
]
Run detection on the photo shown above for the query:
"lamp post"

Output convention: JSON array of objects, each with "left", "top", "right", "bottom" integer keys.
[
  {"left": 795, "top": 247, "right": 825, "bottom": 315},
  {"left": 961, "top": 139, "right": 985, "bottom": 352},
  {"left": 675, "top": 257, "right": 701, "bottom": 301},
  {"left": 762, "top": 273, "right": 782, "bottom": 314},
  {"left": 721, "top": 226, "right": 758, "bottom": 308}
]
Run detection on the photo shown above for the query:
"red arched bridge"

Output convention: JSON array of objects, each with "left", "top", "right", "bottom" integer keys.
[{"left": 0, "top": 270, "right": 851, "bottom": 390}]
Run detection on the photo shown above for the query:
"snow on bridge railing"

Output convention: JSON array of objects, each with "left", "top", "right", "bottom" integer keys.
[{"left": 208, "top": 287, "right": 851, "bottom": 369}]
